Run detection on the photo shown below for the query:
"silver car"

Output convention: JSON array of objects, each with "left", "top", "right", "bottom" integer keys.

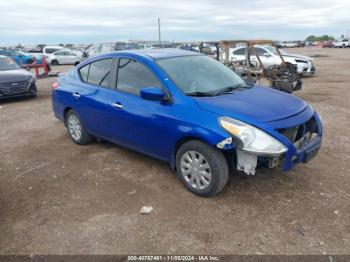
[
  {"left": 228, "top": 45, "right": 315, "bottom": 76},
  {"left": 47, "top": 50, "right": 82, "bottom": 66}
]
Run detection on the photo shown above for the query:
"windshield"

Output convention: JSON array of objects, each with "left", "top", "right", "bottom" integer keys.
[
  {"left": 156, "top": 55, "right": 248, "bottom": 95},
  {"left": 0, "top": 57, "right": 19, "bottom": 70},
  {"left": 264, "top": 46, "right": 287, "bottom": 55}
]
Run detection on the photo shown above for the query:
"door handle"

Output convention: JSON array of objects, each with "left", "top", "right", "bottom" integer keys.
[
  {"left": 111, "top": 102, "right": 123, "bottom": 109},
  {"left": 73, "top": 92, "right": 80, "bottom": 98}
]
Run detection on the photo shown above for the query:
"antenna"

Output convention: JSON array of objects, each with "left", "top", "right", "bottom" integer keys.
[{"left": 158, "top": 18, "right": 161, "bottom": 47}]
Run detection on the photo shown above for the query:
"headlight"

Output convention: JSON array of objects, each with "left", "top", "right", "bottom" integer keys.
[
  {"left": 219, "top": 117, "right": 287, "bottom": 155},
  {"left": 29, "top": 75, "right": 36, "bottom": 82}
]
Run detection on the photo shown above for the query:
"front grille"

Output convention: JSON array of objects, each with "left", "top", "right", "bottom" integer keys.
[
  {"left": 277, "top": 116, "right": 318, "bottom": 149},
  {"left": 0, "top": 81, "right": 30, "bottom": 94}
]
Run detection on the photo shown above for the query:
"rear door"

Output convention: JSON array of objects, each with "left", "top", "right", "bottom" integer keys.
[
  {"left": 54, "top": 51, "right": 65, "bottom": 64},
  {"left": 65, "top": 51, "right": 78, "bottom": 64},
  {"left": 72, "top": 57, "right": 118, "bottom": 139}
]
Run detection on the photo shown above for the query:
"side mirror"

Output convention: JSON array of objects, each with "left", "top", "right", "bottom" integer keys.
[
  {"left": 263, "top": 52, "right": 271, "bottom": 58},
  {"left": 140, "top": 87, "right": 166, "bottom": 101}
]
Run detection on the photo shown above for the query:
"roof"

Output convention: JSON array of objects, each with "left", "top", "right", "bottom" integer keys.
[{"left": 114, "top": 48, "right": 201, "bottom": 59}]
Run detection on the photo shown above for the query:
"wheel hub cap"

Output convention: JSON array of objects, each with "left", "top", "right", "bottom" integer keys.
[
  {"left": 180, "top": 151, "right": 212, "bottom": 190},
  {"left": 68, "top": 115, "right": 82, "bottom": 141}
]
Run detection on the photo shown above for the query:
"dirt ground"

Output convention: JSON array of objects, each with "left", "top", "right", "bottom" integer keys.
[{"left": 0, "top": 48, "right": 349, "bottom": 255}]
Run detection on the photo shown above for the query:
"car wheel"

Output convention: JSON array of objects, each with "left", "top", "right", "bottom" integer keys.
[
  {"left": 74, "top": 61, "right": 80, "bottom": 66},
  {"left": 51, "top": 60, "right": 59, "bottom": 65},
  {"left": 175, "top": 140, "right": 229, "bottom": 197},
  {"left": 27, "top": 59, "right": 34, "bottom": 64},
  {"left": 66, "top": 110, "right": 93, "bottom": 145}
]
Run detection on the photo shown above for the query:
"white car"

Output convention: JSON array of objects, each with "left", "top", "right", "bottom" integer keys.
[
  {"left": 42, "top": 45, "right": 65, "bottom": 58},
  {"left": 228, "top": 45, "right": 315, "bottom": 76},
  {"left": 47, "top": 50, "right": 82, "bottom": 65},
  {"left": 333, "top": 39, "right": 349, "bottom": 48}
]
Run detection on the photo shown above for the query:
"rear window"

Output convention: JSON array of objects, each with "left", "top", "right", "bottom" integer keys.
[
  {"left": 79, "top": 58, "right": 113, "bottom": 87},
  {"left": 79, "top": 64, "right": 89, "bottom": 82}
]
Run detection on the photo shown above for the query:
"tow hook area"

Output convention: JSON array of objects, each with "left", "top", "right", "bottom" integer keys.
[
  {"left": 236, "top": 150, "right": 284, "bottom": 175},
  {"left": 236, "top": 149, "right": 257, "bottom": 175}
]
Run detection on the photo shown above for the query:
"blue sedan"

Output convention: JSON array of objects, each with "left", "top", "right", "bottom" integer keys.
[{"left": 51, "top": 49, "right": 322, "bottom": 197}]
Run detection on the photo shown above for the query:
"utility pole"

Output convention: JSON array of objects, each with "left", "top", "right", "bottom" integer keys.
[{"left": 158, "top": 18, "right": 161, "bottom": 47}]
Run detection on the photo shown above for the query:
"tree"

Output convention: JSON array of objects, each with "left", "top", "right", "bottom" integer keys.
[{"left": 306, "top": 35, "right": 334, "bottom": 42}]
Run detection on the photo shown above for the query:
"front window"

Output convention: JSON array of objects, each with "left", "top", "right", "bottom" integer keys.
[
  {"left": 116, "top": 58, "right": 161, "bottom": 95},
  {"left": 156, "top": 55, "right": 248, "bottom": 95},
  {"left": 0, "top": 57, "right": 19, "bottom": 70}
]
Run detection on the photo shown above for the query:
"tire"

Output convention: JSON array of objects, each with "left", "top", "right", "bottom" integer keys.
[
  {"left": 65, "top": 110, "right": 93, "bottom": 145},
  {"left": 27, "top": 59, "right": 34, "bottom": 64},
  {"left": 51, "top": 60, "right": 59, "bottom": 65},
  {"left": 175, "top": 140, "right": 229, "bottom": 197},
  {"left": 74, "top": 61, "right": 80, "bottom": 66}
]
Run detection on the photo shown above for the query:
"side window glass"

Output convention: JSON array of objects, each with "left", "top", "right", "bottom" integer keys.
[
  {"left": 117, "top": 58, "right": 161, "bottom": 95},
  {"left": 233, "top": 48, "right": 245, "bottom": 55},
  {"left": 79, "top": 64, "right": 89, "bottom": 82},
  {"left": 87, "top": 59, "right": 113, "bottom": 87}
]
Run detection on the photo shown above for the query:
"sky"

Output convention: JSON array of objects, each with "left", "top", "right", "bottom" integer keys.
[{"left": 0, "top": 0, "right": 349, "bottom": 45}]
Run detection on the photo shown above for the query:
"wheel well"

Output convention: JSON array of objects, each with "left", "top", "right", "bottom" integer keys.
[
  {"left": 171, "top": 136, "right": 236, "bottom": 173},
  {"left": 171, "top": 136, "right": 216, "bottom": 170},
  {"left": 63, "top": 107, "right": 72, "bottom": 125}
]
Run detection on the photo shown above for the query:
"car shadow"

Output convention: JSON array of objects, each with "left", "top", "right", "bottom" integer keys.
[{"left": 0, "top": 96, "right": 37, "bottom": 104}]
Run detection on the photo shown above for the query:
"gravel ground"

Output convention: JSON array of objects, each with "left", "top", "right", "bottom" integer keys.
[{"left": 0, "top": 48, "right": 349, "bottom": 255}]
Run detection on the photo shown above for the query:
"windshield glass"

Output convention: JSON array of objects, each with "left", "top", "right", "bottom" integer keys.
[
  {"left": 156, "top": 55, "right": 248, "bottom": 95},
  {"left": 0, "top": 57, "right": 19, "bottom": 70},
  {"left": 264, "top": 46, "right": 287, "bottom": 55}
]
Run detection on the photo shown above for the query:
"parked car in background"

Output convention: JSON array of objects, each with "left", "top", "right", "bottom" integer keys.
[
  {"left": 43, "top": 45, "right": 65, "bottom": 58},
  {"left": 0, "top": 50, "right": 35, "bottom": 65},
  {"left": 192, "top": 43, "right": 217, "bottom": 55},
  {"left": 333, "top": 39, "right": 349, "bottom": 48},
  {"left": 278, "top": 41, "right": 298, "bottom": 48},
  {"left": 47, "top": 50, "right": 82, "bottom": 65},
  {"left": 228, "top": 45, "right": 316, "bottom": 76},
  {"left": 52, "top": 49, "right": 322, "bottom": 197},
  {"left": 25, "top": 50, "right": 45, "bottom": 63},
  {"left": 0, "top": 55, "right": 37, "bottom": 99},
  {"left": 176, "top": 44, "right": 199, "bottom": 52},
  {"left": 322, "top": 41, "right": 334, "bottom": 48},
  {"left": 86, "top": 42, "right": 141, "bottom": 58}
]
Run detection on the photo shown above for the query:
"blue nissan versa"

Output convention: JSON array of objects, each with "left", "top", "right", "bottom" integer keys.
[{"left": 51, "top": 49, "right": 322, "bottom": 197}]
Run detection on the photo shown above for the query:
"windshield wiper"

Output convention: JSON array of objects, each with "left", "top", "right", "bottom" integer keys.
[
  {"left": 212, "top": 85, "right": 241, "bottom": 96},
  {"left": 185, "top": 91, "right": 216, "bottom": 97}
]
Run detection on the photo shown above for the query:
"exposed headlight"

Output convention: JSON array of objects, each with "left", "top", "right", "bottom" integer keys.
[
  {"left": 29, "top": 75, "right": 36, "bottom": 82},
  {"left": 219, "top": 117, "right": 287, "bottom": 155}
]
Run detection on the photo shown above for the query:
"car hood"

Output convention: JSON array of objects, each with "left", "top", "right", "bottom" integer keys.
[
  {"left": 0, "top": 69, "right": 34, "bottom": 83},
  {"left": 195, "top": 86, "right": 308, "bottom": 123},
  {"left": 282, "top": 53, "right": 313, "bottom": 62}
]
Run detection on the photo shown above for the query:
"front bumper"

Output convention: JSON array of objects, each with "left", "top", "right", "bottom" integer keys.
[
  {"left": 297, "top": 61, "right": 316, "bottom": 76},
  {"left": 231, "top": 107, "right": 322, "bottom": 174},
  {"left": 266, "top": 109, "right": 322, "bottom": 171},
  {"left": 0, "top": 82, "right": 37, "bottom": 99}
]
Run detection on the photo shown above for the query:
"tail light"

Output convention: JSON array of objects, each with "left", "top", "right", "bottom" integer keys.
[{"left": 51, "top": 82, "right": 59, "bottom": 90}]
